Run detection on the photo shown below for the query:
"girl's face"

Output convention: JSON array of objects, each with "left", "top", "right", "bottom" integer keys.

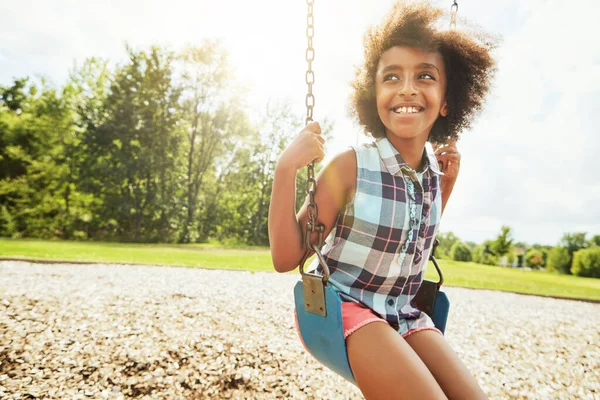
[{"left": 375, "top": 46, "right": 447, "bottom": 142}]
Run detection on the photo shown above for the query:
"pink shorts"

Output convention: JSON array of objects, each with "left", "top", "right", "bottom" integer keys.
[
  {"left": 340, "top": 302, "right": 442, "bottom": 339},
  {"left": 294, "top": 301, "right": 441, "bottom": 348},
  {"left": 341, "top": 301, "right": 388, "bottom": 338}
]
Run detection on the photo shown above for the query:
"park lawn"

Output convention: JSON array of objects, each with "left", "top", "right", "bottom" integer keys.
[
  {"left": 1, "top": 238, "right": 599, "bottom": 301},
  {"left": 0, "top": 238, "right": 271, "bottom": 271},
  {"left": 424, "top": 259, "right": 600, "bottom": 301}
]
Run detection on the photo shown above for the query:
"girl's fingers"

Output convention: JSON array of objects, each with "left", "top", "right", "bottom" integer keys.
[
  {"left": 437, "top": 153, "right": 460, "bottom": 173},
  {"left": 312, "top": 143, "right": 325, "bottom": 163},
  {"left": 306, "top": 121, "right": 322, "bottom": 134},
  {"left": 437, "top": 155, "right": 460, "bottom": 165},
  {"left": 437, "top": 152, "right": 460, "bottom": 161},
  {"left": 436, "top": 154, "right": 460, "bottom": 164},
  {"left": 315, "top": 149, "right": 325, "bottom": 163},
  {"left": 435, "top": 146, "right": 458, "bottom": 156}
]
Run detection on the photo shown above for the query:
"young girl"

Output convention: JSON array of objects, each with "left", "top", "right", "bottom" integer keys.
[{"left": 269, "top": 2, "right": 496, "bottom": 399}]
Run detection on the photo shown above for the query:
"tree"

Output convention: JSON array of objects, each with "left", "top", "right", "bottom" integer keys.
[
  {"left": 203, "top": 101, "right": 333, "bottom": 246},
  {"left": 531, "top": 243, "right": 552, "bottom": 265},
  {"left": 465, "top": 241, "right": 478, "bottom": 249},
  {"left": 0, "top": 78, "right": 80, "bottom": 238},
  {"left": 0, "top": 78, "right": 36, "bottom": 182},
  {"left": 450, "top": 241, "right": 472, "bottom": 262},
  {"left": 547, "top": 246, "right": 571, "bottom": 274},
  {"left": 559, "top": 232, "right": 587, "bottom": 256},
  {"left": 473, "top": 240, "right": 497, "bottom": 265},
  {"left": 435, "top": 231, "right": 460, "bottom": 259},
  {"left": 54, "top": 58, "right": 112, "bottom": 239},
  {"left": 176, "top": 41, "right": 250, "bottom": 243},
  {"left": 0, "top": 77, "right": 30, "bottom": 112},
  {"left": 525, "top": 249, "right": 544, "bottom": 269},
  {"left": 84, "top": 46, "right": 183, "bottom": 242},
  {"left": 247, "top": 101, "right": 302, "bottom": 244},
  {"left": 571, "top": 248, "right": 600, "bottom": 278},
  {"left": 556, "top": 232, "right": 589, "bottom": 275},
  {"left": 589, "top": 235, "right": 600, "bottom": 247},
  {"left": 560, "top": 232, "right": 588, "bottom": 256},
  {"left": 491, "top": 225, "right": 513, "bottom": 257}
]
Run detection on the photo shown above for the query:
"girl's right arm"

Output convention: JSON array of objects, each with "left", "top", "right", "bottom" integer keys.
[{"left": 268, "top": 122, "right": 356, "bottom": 273}]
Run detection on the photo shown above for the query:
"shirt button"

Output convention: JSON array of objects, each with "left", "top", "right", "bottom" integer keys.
[{"left": 388, "top": 299, "right": 394, "bottom": 306}]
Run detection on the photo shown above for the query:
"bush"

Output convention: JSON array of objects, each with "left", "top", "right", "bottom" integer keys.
[
  {"left": 435, "top": 249, "right": 450, "bottom": 260},
  {"left": 473, "top": 245, "right": 497, "bottom": 265},
  {"left": 540, "top": 247, "right": 549, "bottom": 265},
  {"left": 473, "top": 245, "right": 483, "bottom": 263},
  {"left": 436, "top": 232, "right": 460, "bottom": 260},
  {"left": 547, "top": 246, "right": 571, "bottom": 274},
  {"left": 0, "top": 205, "right": 17, "bottom": 237},
  {"left": 451, "top": 241, "right": 472, "bottom": 262},
  {"left": 525, "top": 249, "right": 544, "bottom": 269},
  {"left": 571, "top": 248, "right": 600, "bottom": 278},
  {"left": 507, "top": 251, "right": 516, "bottom": 265}
]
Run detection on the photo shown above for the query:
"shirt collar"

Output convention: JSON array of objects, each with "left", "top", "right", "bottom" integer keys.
[{"left": 375, "top": 137, "right": 444, "bottom": 176}]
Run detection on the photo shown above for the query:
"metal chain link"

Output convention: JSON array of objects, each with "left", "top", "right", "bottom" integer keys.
[
  {"left": 305, "top": 0, "right": 319, "bottom": 235},
  {"left": 450, "top": 0, "right": 458, "bottom": 30},
  {"left": 305, "top": 0, "right": 315, "bottom": 126},
  {"left": 302, "top": 0, "right": 325, "bottom": 263}
]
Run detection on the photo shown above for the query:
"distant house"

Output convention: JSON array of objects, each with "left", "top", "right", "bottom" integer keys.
[
  {"left": 498, "top": 247, "right": 526, "bottom": 268},
  {"left": 513, "top": 247, "right": 526, "bottom": 268}
]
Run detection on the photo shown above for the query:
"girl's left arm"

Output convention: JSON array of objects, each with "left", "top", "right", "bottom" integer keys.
[{"left": 434, "top": 141, "right": 461, "bottom": 215}]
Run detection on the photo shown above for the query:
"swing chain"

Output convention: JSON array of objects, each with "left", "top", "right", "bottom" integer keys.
[
  {"left": 304, "top": 0, "right": 319, "bottom": 239},
  {"left": 450, "top": 0, "right": 458, "bottom": 30},
  {"left": 300, "top": 0, "right": 329, "bottom": 283},
  {"left": 306, "top": 0, "right": 315, "bottom": 125}
]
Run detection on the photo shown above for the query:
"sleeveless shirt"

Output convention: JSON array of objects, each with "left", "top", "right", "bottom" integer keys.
[{"left": 309, "top": 137, "right": 444, "bottom": 335}]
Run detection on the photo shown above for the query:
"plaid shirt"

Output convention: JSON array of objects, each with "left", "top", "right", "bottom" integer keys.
[{"left": 311, "top": 137, "right": 443, "bottom": 334}]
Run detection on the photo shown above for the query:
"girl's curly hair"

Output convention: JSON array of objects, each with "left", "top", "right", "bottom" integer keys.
[{"left": 349, "top": 1, "right": 498, "bottom": 143}]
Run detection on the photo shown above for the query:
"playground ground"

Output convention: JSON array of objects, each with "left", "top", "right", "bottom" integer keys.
[{"left": 1, "top": 261, "right": 598, "bottom": 399}]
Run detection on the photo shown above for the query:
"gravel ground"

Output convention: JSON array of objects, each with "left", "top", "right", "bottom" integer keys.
[{"left": 0, "top": 261, "right": 598, "bottom": 400}]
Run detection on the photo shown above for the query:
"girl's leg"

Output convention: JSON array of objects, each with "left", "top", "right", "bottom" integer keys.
[
  {"left": 346, "top": 322, "right": 448, "bottom": 400},
  {"left": 404, "top": 330, "right": 488, "bottom": 399}
]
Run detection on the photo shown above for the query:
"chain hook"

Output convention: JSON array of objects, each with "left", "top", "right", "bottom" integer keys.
[{"left": 450, "top": 0, "right": 458, "bottom": 30}]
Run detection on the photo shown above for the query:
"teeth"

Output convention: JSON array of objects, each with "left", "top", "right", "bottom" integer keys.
[{"left": 393, "top": 106, "right": 421, "bottom": 114}]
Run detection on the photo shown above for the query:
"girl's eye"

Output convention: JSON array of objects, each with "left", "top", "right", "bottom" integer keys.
[
  {"left": 419, "top": 72, "right": 435, "bottom": 80},
  {"left": 383, "top": 74, "right": 399, "bottom": 82}
]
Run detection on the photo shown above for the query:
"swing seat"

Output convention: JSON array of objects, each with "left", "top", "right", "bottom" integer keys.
[
  {"left": 294, "top": 281, "right": 355, "bottom": 383},
  {"left": 294, "top": 265, "right": 449, "bottom": 385}
]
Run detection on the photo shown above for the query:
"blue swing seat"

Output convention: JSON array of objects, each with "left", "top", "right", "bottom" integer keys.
[{"left": 294, "top": 258, "right": 449, "bottom": 386}]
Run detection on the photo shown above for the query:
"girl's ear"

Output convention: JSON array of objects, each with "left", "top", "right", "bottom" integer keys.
[{"left": 440, "top": 101, "right": 448, "bottom": 117}]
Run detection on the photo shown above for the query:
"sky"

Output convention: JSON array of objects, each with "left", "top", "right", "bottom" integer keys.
[{"left": 1, "top": 0, "right": 599, "bottom": 246}]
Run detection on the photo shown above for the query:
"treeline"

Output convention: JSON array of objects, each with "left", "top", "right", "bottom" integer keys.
[
  {"left": 1, "top": 41, "right": 598, "bottom": 278},
  {"left": 436, "top": 227, "right": 600, "bottom": 278},
  {"left": 0, "top": 41, "right": 327, "bottom": 245}
]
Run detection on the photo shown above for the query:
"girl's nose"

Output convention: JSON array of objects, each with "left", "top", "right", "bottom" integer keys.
[{"left": 398, "top": 77, "right": 418, "bottom": 97}]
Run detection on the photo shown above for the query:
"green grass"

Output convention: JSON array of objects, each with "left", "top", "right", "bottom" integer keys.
[
  {"left": 1, "top": 238, "right": 599, "bottom": 301},
  {"left": 424, "top": 259, "right": 600, "bottom": 301},
  {"left": 0, "top": 238, "right": 272, "bottom": 271}
]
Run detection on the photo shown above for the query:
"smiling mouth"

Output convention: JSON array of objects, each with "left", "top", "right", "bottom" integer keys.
[{"left": 391, "top": 106, "right": 424, "bottom": 114}]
